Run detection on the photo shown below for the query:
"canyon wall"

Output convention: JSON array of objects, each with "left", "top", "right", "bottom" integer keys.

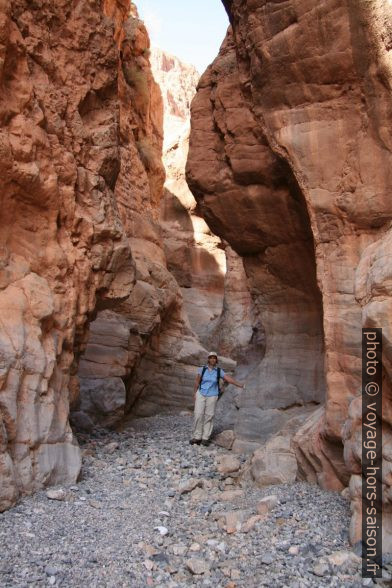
[
  {"left": 0, "top": 0, "right": 211, "bottom": 510},
  {"left": 73, "top": 22, "right": 221, "bottom": 426},
  {"left": 0, "top": 0, "right": 141, "bottom": 511},
  {"left": 187, "top": 0, "right": 392, "bottom": 549},
  {"left": 152, "top": 48, "right": 228, "bottom": 347},
  {"left": 187, "top": 29, "right": 326, "bottom": 453},
  {"left": 0, "top": 0, "right": 158, "bottom": 509}
]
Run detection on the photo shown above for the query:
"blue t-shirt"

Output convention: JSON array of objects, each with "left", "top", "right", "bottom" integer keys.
[{"left": 198, "top": 366, "right": 226, "bottom": 397}]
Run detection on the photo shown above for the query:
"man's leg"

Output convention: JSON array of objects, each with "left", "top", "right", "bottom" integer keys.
[
  {"left": 192, "top": 391, "right": 206, "bottom": 440},
  {"left": 202, "top": 395, "right": 218, "bottom": 441}
]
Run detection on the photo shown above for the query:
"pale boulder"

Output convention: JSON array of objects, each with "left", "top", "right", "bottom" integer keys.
[
  {"left": 216, "top": 455, "right": 241, "bottom": 475},
  {"left": 213, "top": 430, "right": 235, "bottom": 450},
  {"left": 250, "top": 435, "right": 298, "bottom": 487}
]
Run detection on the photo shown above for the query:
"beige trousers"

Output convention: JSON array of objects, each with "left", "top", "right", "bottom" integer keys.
[{"left": 192, "top": 391, "right": 218, "bottom": 441}]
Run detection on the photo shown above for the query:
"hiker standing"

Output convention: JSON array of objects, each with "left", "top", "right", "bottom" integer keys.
[{"left": 190, "top": 351, "right": 245, "bottom": 446}]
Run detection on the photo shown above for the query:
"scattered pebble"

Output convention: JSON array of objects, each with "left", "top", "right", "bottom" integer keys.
[
  {"left": 45, "top": 488, "right": 66, "bottom": 501},
  {"left": 186, "top": 557, "right": 210, "bottom": 575},
  {"left": 154, "top": 526, "right": 169, "bottom": 536}
]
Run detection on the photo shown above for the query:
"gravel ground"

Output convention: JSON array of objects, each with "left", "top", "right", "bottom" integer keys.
[{"left": 0, "top": 414, "right": 388, "bottom": 587}]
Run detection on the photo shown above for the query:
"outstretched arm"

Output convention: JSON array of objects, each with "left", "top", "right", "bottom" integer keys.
[{"left": 223, "top": 374, "right": 245, "bottom": 389}]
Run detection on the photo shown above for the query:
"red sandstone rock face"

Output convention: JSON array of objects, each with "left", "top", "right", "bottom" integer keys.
[
  {"left": 187, "top": 29, "right": 326, "bottom": 445},
  {"left": 75, "top": 41, "right": 238, "bottom": 426},
  {"left": 0, "top": 0, "right": 125, "bottom": 510},
  {"left": 188, "top": 0, "right": 392, "bottom": 550},
  {"left": 0, "top": 0, "right": 170, "bottom": 510}
]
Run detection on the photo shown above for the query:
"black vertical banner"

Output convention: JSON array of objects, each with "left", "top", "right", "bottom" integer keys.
[{"left": 362, "top": 328, "right": 382, "bottom": 578}]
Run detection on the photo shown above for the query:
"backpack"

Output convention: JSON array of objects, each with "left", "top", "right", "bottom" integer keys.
[{"left": 200, "top": 365, "right": 224, "bottom": 398}]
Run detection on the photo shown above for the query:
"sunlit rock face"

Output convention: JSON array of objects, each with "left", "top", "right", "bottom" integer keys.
[
  {"left": 188, "top": 0, "right": 392, "bottom": 550},
  {"left": 151, "top": 48, "right": 226, "bottom": 346},
  {"left": 150, "top": 48, "right": 199, "bottom": 151}
]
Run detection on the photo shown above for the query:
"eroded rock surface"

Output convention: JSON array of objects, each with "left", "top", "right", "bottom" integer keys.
[
  {"left": 187, "top": 29, "right": 326, "bottom": 449},
  {"left": 75, "top": 22, "right": 220, "bottom": 424},
  {"left": 152, "top": 48, "right": 227, "bottom": 346},
  {"left": 187, "top": 0, "right": 392, "bottom": 550},
  {"left": 0, "top": 0, "right": 144, "bottom": 511},
  {"left": 0, "top": 0, "right": 207, "bottom": 510}
]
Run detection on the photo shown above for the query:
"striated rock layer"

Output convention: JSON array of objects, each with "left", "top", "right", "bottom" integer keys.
[{"left": 187, "top": 0, "right": 392, "bottom": 549}]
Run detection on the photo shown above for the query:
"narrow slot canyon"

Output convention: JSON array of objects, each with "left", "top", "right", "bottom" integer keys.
[{"left": 0, "top": 0, "right": 392, "bottom": 586}]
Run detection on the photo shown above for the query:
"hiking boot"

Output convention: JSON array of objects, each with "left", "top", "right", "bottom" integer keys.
[
  {"left": 201, "top": 439, "right": 210, "bottom": 446},
  {"left": 190, "top": 438, "right": 201, "bottom": 445}
]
